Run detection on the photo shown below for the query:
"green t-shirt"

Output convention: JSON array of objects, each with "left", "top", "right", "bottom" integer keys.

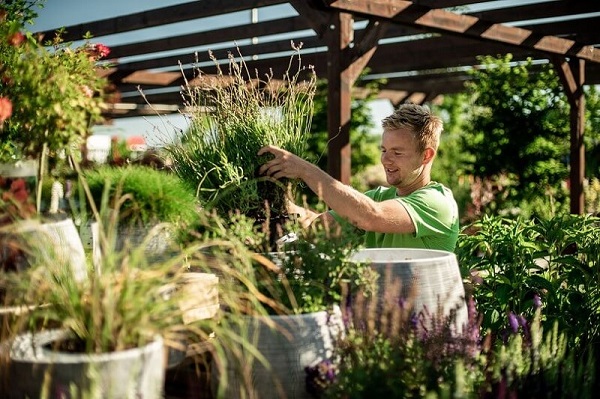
[{"left": 330, "top": 183, "right": 459, "bottom": 251}]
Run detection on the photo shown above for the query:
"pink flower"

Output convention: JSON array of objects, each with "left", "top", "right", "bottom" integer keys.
[
  {"left": 86, "top": 43, "right": 111, "bottom": 60},
  {"left": 81, "top": 85, "right": 94, "bottom": 98},
  {"left": 95, "top": 43, "right": 110, "bottom": 58},
  {"left": 0, "top": 96, "right": 12, "bottom": 123}
]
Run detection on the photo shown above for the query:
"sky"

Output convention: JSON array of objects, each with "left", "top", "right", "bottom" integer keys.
[{"left": 29, "top": 0, "right": 394, "bottom": 145}]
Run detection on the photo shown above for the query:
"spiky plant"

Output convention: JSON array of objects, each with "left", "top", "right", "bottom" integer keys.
[{"left": 164, "top": 43, "right": 317, "bottom": 248}]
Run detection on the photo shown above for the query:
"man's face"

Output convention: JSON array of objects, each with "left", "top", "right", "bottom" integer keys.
[{"left": 380, "top": 127, "right": 425, "bottom": 188}]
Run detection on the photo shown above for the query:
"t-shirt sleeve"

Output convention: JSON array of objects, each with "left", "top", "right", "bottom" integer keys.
[{"left": 397, "top": 188, "right": 457, "bottom": 238}]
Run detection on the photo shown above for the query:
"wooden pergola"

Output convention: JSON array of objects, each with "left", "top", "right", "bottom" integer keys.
[{"left": 37, "top": 0, "right": 600, "bottom": 214}]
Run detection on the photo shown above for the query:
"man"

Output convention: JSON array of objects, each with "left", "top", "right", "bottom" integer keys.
[{"left": 258, "top": 103, "right": 459, "bottom": 252}]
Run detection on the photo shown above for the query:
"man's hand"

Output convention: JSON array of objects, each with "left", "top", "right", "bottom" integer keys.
[{"left": 258, "top": 145, "right": 309, "bottom": 180}]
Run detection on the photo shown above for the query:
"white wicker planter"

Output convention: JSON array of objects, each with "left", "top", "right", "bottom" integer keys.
[
  {"left": 348, "top": 248, "right": 468, "bottom": 333},
  {"left": 1, "top": 330, "right": 165, "bottom": 399},
  {"left": 212, "top": 306, "right": 344, "bottom": 399},
  {"left": 9, "top": 218, "right": 87, "bottom": 281}
]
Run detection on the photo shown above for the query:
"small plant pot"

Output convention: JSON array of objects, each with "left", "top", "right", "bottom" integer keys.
[
  {"left": 179, "top": 272, "right": 220, "bottom": 325},
  {"left": 1, "top": 329, "right": 165, "bottom": 399},
  {"left": 211, "top": 306, "right": 344, "bottom": 399}
]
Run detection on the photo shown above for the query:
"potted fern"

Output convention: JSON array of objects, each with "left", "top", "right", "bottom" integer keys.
[{"left": 162, "top": 44, "right": 316, "bottom": 250}]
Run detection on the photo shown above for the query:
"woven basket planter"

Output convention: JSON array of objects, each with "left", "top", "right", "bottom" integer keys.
[
  {"left": 3, "top": 218, "right": 87, "bottom": 281},
  {"left": 348, "top": 248, "right": 468, "bottom": 333},
  {"left": 212, "top": 305, "right": 344, "bottom": 399}
]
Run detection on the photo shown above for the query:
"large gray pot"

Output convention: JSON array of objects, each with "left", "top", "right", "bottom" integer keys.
[
  {"left": 1, "top": 330, "right": 165, "bottom": 399},
  {"left": 348, "top": 248, "right": 468, "bottom": 333},
  {"left": 212, "top": 306, "right": 344, "bottom": 399}
]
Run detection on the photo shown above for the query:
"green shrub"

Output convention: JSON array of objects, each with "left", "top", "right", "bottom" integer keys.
[
  {"left": 83, "top": 164, "right": 200, "bottom": 228},
  {"left": 310, "top": 295, "right": 595, "bottom": 398},
  {"left": 456, "top": 214, "right": 600, "bottom": 353}
]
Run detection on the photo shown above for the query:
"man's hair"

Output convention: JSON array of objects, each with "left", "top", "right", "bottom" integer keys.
[{"left": 381, "top": 103, "right": 443, "bottom": 153}]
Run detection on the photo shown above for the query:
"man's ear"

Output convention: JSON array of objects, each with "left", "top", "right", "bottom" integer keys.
[{"left": 422, "top": 147, "right": 436, "bottom": 164}]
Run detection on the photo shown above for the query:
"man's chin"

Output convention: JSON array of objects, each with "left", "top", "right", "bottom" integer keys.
[{"left": 386, "top": 176, "right": 399, "bottom": 186}]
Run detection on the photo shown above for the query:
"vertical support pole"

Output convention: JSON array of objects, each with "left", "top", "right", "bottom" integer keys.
[{"left": 325, "top": 12, "right": 353, "bottom": 184}]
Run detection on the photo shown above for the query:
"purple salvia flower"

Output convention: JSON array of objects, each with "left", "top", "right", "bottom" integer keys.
[
  {"left": 398, "top": 297, "right": 406, "bottom": 309},
  {"left": 326, "top": 364, "right": 335, "bottom": 382},
  {"left": 533, "top": 294, "right": 542, "bottom": 309},
  {"left": 508, "top": 312, "right": 519, "bottom": 333},
  {"left": 518, "top": 315, "right": 527, "bottom": 328},
  {"left": 410, "top": 311, "right": 419, "bottom": 329}
]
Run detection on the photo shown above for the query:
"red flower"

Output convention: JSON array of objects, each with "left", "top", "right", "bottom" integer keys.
[
  {"left": 8, "top": 32, "right": 25, "bottom": 46},
  {"left": 95, "top": 43, "right": 110, "bottom": 58},
  {"left": 0, "top": 96, "right": 12, "bottom": 124},
  {"left": 85, "top": 43, "right": 111, "bottom": 60}
]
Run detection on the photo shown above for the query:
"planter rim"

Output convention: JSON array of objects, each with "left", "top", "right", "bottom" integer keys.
[
  {"left": 8, "top": 329, "right": 164, "bottom": 364},
  {"left": 242, "top": 304, "right": 341, "bottom": 322},
  {"left": 0, "top": 159, "right": 38, "bottom": 177},
  {"left": 348, "top": 248, "right": 456, "bottom": 264}
]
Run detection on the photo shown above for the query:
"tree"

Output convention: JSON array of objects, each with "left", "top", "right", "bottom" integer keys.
[
  {"left": 436, "top": 54, "right": 600, "bottom": 219},
  {"left": 460, "top": 55, "right": 572, "bottom": 217},
  {"left": 429, "top": 94, "right": 474, "bottom": 222}
]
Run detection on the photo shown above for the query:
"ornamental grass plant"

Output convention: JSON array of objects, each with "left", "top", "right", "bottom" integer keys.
[
  {"left": 163, "top": 44, "right": 317, "bottom": 249},
  {"left": 0, "top": 173, "right": 279, "bottom": 398},
  {"left": 82, "top": 164, "right": 201, "bottom": 229}
]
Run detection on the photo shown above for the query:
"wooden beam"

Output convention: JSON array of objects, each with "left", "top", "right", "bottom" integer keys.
[
  {"left": 36, "top": 0, "right": 287, "bottom": 42},
  {"left": 324, "top": 11, "right": 354, "bottom": 183},
  {"left": 289, "top": 0, "right": 332, "bottom": 37},
  {"left": 121, "top": 71, "right": 181, "bottom": 86},
  {"left": 108, "top": 33, "right": 322, "bottom": 76},
  {"left": 106, "top": 16, "right": 310, "bottom": 59},
  {"left": 552, "top": 57, "right": 586, "bottom": 215},
  {"left": 323, "top": 0, "right": 600, "bottom": 63},
  {"left": 470, "top": 2, "right": 600, "bottom": 24}
]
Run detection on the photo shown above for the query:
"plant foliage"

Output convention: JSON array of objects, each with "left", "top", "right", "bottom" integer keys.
[{"left": 164, "top": 44, "right": 317, "bottom": 227}]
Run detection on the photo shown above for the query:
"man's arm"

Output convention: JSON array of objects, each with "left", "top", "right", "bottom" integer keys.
[
  {"left": 287, "top": 199, "right": 339, "bottom": 230},
  {"left": 258, "top": 145, "right": 415, "bottom": 234}
]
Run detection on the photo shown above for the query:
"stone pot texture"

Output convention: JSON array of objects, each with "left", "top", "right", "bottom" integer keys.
[
  {"left": 4, "top": 218, "right": 87, "bottom": 281},
  {"left": 1, "top": 329, "right": 165, "bottom": 399},
  {"left": 212, "top": 306, "right": 344, "bottom": 399},
  {"left": 348, "top": 248, "right": 469, "bottom": 333}
]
